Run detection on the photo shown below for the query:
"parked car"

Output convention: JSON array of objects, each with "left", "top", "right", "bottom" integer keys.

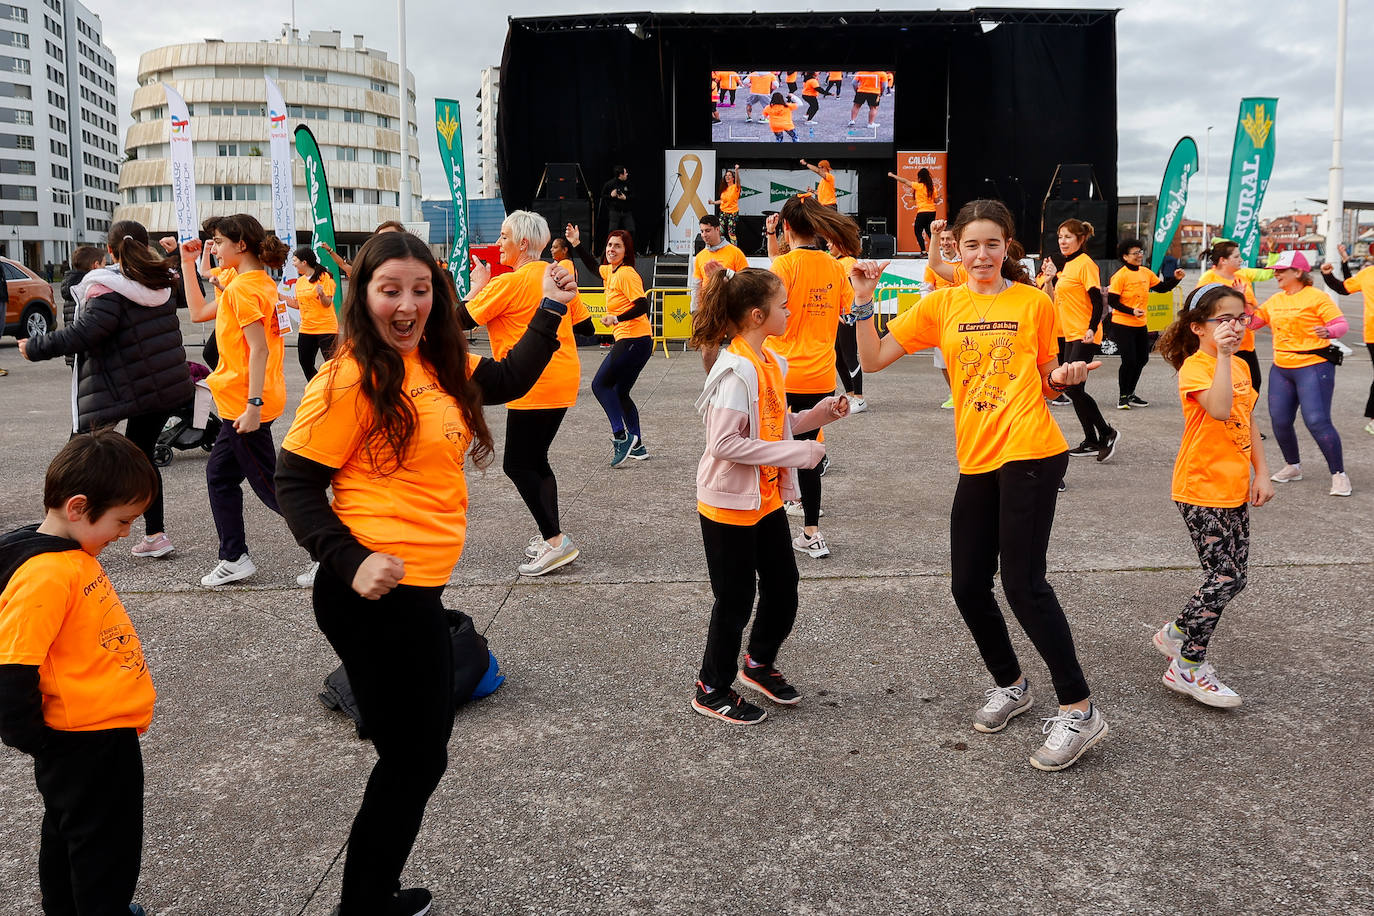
[{"left": 2, "top": 256, "right": 57, "bottom": 341}]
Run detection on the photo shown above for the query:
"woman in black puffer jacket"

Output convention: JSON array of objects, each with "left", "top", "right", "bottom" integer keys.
[{"left": 20, "top": 220, "right": 194, "bottom": 559}]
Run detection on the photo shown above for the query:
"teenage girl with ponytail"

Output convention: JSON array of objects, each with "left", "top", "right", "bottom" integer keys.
[
  {"left": 287, "top": 245, "right": 337, "bottom": 381},
  {"left": 1152, "top": 284, "right": 1272, "bottom": 708},
  {"left": 857, "top": 199, "right": 1108, "bottom": 772},
  {"left": 688, "top": 263, "right": 849, "bottom": 725},
  {"left": 179, "top": 214, "right": 292, "bottom": 587},
  {"left": 762, "top": 194, "right": 860, "bottom": 559}
]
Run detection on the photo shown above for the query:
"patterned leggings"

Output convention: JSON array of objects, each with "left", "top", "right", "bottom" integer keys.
[
  {"left": 720, "top": 212, "right": 738, "bottom": 246},
  {"left": 1174, "top": 501, "right": 1249, "bottom": 662}
]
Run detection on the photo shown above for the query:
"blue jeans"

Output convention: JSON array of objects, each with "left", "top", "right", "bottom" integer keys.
[
  {"left": 592, "top": 336, "right": 652, "bottom": 439},
  {"left": 1268, "top": 361, "right": 1343, "bottom": 473}
]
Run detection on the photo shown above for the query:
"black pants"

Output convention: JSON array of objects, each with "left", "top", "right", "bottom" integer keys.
[
  {"left": 607, "top": 210, "right": 636, "bottom": 245},
  {"left": 786, "top": 391, "right": 831, "bottom": 527},
  {"left": 592, "top": 336, "right": 652, "bottom": 440},
  {"left": 503, "top": 407, "right": 568, "bottom": 540},
  {"left": 949, "top": 451, "right": 1089, "bottom": 704},
  {"left": 1237, "top": 348, "right": 1262, "bottom": 395},
  {"left": 205, "top": 420, "right": 280, "bottom": 560},
  {"left": 913, "top": 211, "right": 936, "bottom": 253},
  {"left": 297, "top": 332, "right": 337, "bottom": 382},
  {"left": 834, "top": 323, "right": 863, "bottom": 396},
  {"left": 698, "top": 508, "right": 799, "bottom": 689},
  {"left": 1366, "top": 344, "right": 1374, "bottom": 418},
  {"left": 1108, "top": 323, "right": 1150, "bottom": 398},
  {"left": 202, "top": 332, "right": 218, "bottom": 371},
  {"left": 314, "top": 565, "right": 453, "bottom": 916},
  {"left": 123, "top": 411, "right": 170, "bottom": 536},
  {"left": 804, "top": 95, "right": 820, "bottom": 120},
  {"left": 34, "top": 728, "right": 143, "bottom": 916},
  {"left": 1059, "top": 340, "right": 1112, "bottom": 444}
]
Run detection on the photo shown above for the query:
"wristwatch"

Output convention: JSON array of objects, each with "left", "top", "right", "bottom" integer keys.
[{"left": 246, "top": 397, "right": 264, "bottom": 407}]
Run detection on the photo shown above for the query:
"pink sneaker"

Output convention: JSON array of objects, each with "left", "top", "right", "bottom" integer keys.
[{"left": 132, "top": 533, "right": 175, "bottom": 559}]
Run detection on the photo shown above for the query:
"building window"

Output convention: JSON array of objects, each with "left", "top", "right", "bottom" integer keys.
[
  {"left": 0, "top": 157, "right": 32, "bottom": 174},
  {"left": 148, "top": 186, "right": 164, "bottom": 202},
  {"left": 360, "top": 189, "right": 380, "bottom": 205},
  {"left": 343, "top": 109, "right": 363, "bottom": 123},
  {"left": 217, "top": 143, "right": 240, "bottom": 156},
  {"left": 5, "top": 54, "right": 29, "bottom": 73},
  {"left": 303, "top": 70, "right": 326, "bottom": 83},
  {"left": 44, "top": 138, "right": 59, "bottom": 154},
  {"left": 376, "top": 115, "right": 391, "bottom": 129},
  {"left": 370, "top": 80, "right": 387, "bottom": 93},
  {"left": 336, "top": 146, "right": 357, "bottom": 161},
  {"left": 303, "top": 105, "right": 327, "bottom": 120},
  {"left": 54, "top": 212, "right": 68, "bottom": 227},
  {"left": 212, "top": 184, "right": 257, "bottom": 201},
  {"left": 44, "top": 15, "right": 58, "bottom": 34},
  {"left": 4, "top": 28, "right": 29, "bottom": 47},
  {"left": 0, "top": 184, "right": 36, "bottom": 200},
  {"left": 333, "top": 187, "right": 355, "bottom": 204},
  {"left": 373, "top": 149, "right": 391, "bottom": 166},
  {"left": 3, "top": 5, "right": 28, "bottom": 23},
  {"left": 44, "top": 39, "right": 60, "bottom": 61}
]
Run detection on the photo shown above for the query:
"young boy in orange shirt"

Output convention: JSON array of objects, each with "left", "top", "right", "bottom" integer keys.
[{"left": 0, "top": 431, "right": 160, "bottom": 916}]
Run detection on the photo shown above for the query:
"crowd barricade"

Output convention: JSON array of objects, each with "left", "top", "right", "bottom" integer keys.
[
  {"left": 874, "top": 283, "right": 923, "bottom": 334},
  {"left": 577, "top": 286, "right": 694, "bottom": 358}
]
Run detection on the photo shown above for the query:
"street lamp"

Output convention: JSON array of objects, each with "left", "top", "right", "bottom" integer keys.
[{"left": 1203, "top": 125, "right": 1214, "bottom": 253}]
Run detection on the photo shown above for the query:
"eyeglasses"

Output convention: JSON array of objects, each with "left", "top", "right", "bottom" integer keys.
[{"left": 1203, "top": 315, "right": 1248, "bottom": 325}]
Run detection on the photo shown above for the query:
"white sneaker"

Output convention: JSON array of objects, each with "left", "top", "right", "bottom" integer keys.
[
  {"left": 296, "top": 561, "right": 319, "bottom": 588},
  {"left": 1270, "top": 464, "right": 1302, "bottom": 483},
  {"left": 783, "top": 501, "right": 822, "bottom": 518},
  {"left": 525, "top": 535, "right": 546, "bottom": 559},
  {"left": 1162, "top": 658, "right": 1242, "bottom": 708},
  {"left": 847, "top": 395, "right": 868, "bottom": 414},
  {"left": 518, "top": 535, "right": 579, "bottom": 577},
  {"left": 201, "top": 553, "right": 256, "bottom": 587},
  {"left": 792, "top": 530, "right": 830, "bottom": 558},
  {"left": 1152, "top": 622, "right": 1186, "bottom": 660},
  {"left": 1330, "top": 472, "right": 1352, "bottom": 497},
  {"left": 1364, "top": 420, "right": 1374, "bottom": 437}
]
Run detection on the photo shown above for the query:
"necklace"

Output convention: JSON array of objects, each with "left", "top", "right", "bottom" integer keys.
[{"left": 962, "top": 277, "right": 1012, "bottom": 323}]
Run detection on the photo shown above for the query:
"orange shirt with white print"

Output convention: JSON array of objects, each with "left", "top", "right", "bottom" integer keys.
[
  {"left": 693, "top": 243, "right": 749, "bottom": 287},
  {"left": 0, "top": 549, "right": 155, "bottom": 732},
  {"left": 1195, "top": 268, "right": 1258, "bottom": 351},
  {"left": 802, "top": 78, "right": 820, "bottom": 97},
  {"left": 1172, "top": 350, "right": 1257, "bottom": 508},
  {"left": 698, "top": 339, "right": 787, "bottom": 526},
  {"left": 762, "top": 101, "right": 799, "bottom": 132},
  {"left": 465, "top": 260, "right": 589, "bottom": 409},
  {"left": 1341, "top": 265, "right": 1374, "bottom": 343},
  {"left": 767, "top": 247, "right": 852, "bottom": 393},
  {"left": 816, "top": 172, "right": 837, "bottom": 206},
  {"left": 601, "top": 263, "right": 651, "bottom": 340},
  {"left": 1054, "top": 253, "right": 1103, "bottom": 344},
  {"left": 1255, "top": 286, "right": 1343, "bottom": 369},
  {"left": 719, "top": 184, "right": 740, "bottom": 214},
  {"left": 295, "top": 272, "right": 338, "bottom": 335},
  {"left": 886, "top": 282, "right": 1068, "bottom": 473},
  {"left": 282, "top": 349, "right": 483, "bottom": 586},
  {"left": 208, "top": 270, "right": 287, "bottom": 422},
  {"left": 1107, "top": 265, "right": 1159, "bottom": 329},
  {"left": 855, "top": 71, "right": 884, "bottom": 93},
  {"left": 748, "top": 72, "right": 776, "bottom": 94},
  {"left": 723, "top": 71, "right": 740, "bottom": 90}
]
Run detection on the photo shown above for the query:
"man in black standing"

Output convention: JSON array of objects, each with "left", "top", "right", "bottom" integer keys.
[{"left": 601, "top": 165, "right": 635, "bottom": 248}]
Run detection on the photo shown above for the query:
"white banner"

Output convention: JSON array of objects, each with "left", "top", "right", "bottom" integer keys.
[
  {"left": 265, "top": 77, "right": 298, "bottom": 295},
  {"left": 665, "top": 149, "right": 716, "bottom": 255},
  {"left": 163, "top": 84, "right": 198, "bottom": 243},
  {"left": 735, "top": 168, "right": 859, "bottom": 216}
]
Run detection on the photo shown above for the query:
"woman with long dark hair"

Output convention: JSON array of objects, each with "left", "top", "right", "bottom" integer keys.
[
  {"left": 287, "top": 245, "right": 337, "bottom": 381},
  {"left": 276, "top": 231, "right": 571, "bottom": 916},
  {"left": 889, "top": 169, "right": 938, "bottom": 254},
  {"left": 709, "top": 164, "right": 742, "bottom": 245}
]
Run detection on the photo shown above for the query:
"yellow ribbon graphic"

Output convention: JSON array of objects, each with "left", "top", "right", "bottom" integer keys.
[{"left": 669, "top": 154, "right": 708, "bottom": 224}]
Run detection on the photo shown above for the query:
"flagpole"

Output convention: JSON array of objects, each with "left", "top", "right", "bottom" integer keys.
[
  {"left": 1203, "top": 125, "right": 1212, "bottom": 253},
  {"left": 1325, "top": 0, "right": 1347, "bottom": 262},
  {"left": 397, "top": 0, "right": 412, "bottom": 223}
]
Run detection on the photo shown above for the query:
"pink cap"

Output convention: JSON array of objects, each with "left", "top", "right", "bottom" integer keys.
[{"left": 1272, "top": 250, "right": 1310, "bottom": 272}]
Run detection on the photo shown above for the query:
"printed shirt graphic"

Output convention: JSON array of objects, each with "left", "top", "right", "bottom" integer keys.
[
  {"left": 854, "top": 71, "right": 885, "bottom": 94},
  {"left": 1107, "top": 266, "right": 1159, "bottom": 329},
  {"left": 816, "top": 172, "right": 837, "bottom": 206},
  {"left": 1054, "top": 254, "right": 1103, "bottom": 343},
  {"left": 1173, "top": 351, "right": 1257, "bottom": 507},
  {"left": 295, "top": 272, "right": 338, "bottom": 335},
  {"left": 887, "top": 282, "right": 1068, "bottom": 474},
  {"left": 282, "top": 350, "right": 482, "bottom": 586},
  {"left": 1255, "top": 287, "right": 1343, "bottom": 369},
  {"left": 767, "top": 247, "right": 853, "bottom": 393},
  {"left": 466, "top": 260, "right": 590, "bottom": 409},
  {"left": 207, "top": 270, "right": 287, "bottom": 421},
  {"left": 719, "top": 184, "right": 740, "bottom": 214},
  {"left": 698, "top": 340, "right": 787, "bottom": 526},
  {"left": 693, "top": 244, "right": 749, "bottom": 285},
  {"left": 1341, "top": 266, "right": 1374, "bottom": 343},
  {"left": 600, "top": 264, "right": 651, "bottom": 340},
  {"left": 1195, "top": 269, "right": 1259, "bottom": 351},
  {"left": 0, "top": 550, "right": 155, "bottom": 732},
  {"left": 748, "top": 72, "right": 776, "bottom": 94}
]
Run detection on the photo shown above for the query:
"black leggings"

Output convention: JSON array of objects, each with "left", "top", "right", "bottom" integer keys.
[
  {"left": 298, "top": 332, "right": 337, "bottom": 382},
  {"left": 950, "top": 451, "right": 1089, "bottom": 704},
  {"left": 804, "top": 95, "right": 820, "bottom": 120},
  {"left": 592, "top": 336, "right": 653, "bottom": 440},
  {"left": 1108, "top": 323, "right": 1150, "bottom": 398},
  {"left": 913, "top": 211, "right": 936, "bottom": 253},
  {"left": 503, "top": 407, "right": 568, "bottom": 540},
  {"left": 314, "top": 565, "right": 453, "bottom": 915},
  {"left": 834, "top": 322, "right": 863, "bottom": 396},
  {"left": 786, "top": 390, "right": 831, "bottom": 527},
  {"left": 123, "top": 410, "right": 170, "bottom": 535},
  {"left": 698, "top": 508, "right": 799, "bottom": 690},
  {"left": 1237, "top": 348, "right": 1262, "bottom": 395},
  {"left": 1367, "top": 344, "right": 1374, "bottom": 419},
  {"left": 1059, "top": 339, "right": 1112, "bottom": 444}
]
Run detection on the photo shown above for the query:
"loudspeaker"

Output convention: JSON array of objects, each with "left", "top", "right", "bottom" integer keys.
[
  {"left": 1041, "top": 200, "right": 1108, "bottom": 260},
  {"left": 865, "top": 217, "right": 888, "bottom": 235},
  {"left": 862, "top": 233, "right": 896, "bottom": 259},
  {"left": 537, "top": 162, "right": 584, "bottom": 201},
  {"left": 1046, "top": 163, "right": 1097, "bottom": 201},
  {"left": 532, "top": 200, "right": 594, "bottom": 250}
]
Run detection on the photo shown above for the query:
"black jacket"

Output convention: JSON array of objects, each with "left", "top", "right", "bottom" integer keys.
[
  {"left": 25, "top": 267, "right": 194, "bottom": 430},
  {"left": 58, "top": 268, "right": 89, "bottom": 368}
]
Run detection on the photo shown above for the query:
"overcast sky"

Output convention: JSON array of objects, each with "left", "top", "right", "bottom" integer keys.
[{"left": 96, "top": 0, "right": 1372, "bottom": 223}]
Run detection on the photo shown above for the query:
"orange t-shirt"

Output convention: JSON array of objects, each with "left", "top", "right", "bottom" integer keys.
[
  {"left": 208, "top": 265, "right": 237, "bottom": 288},
  {"left": 295, "top": 272, "right": 338, "bottom": 335},
  {"left": 1341, "top": 266, "right": 1374, "bottom": 343},
  {"left": 1107, "top": 265, "right": 1159, "bottom": 329},
  {"left": 557, "top": 258, "right": 586, "bottom": 318},
  {"left": 816, "top": 172, "right": 837, "bottom": 206},
  {"left": 282, "top": 349, "right": 483, "bottom": 586},
  {"left": 911, "top": 182, "right": 936, "bottom": 213},
  {"left": 693, "top": 244, "right": 749, "bottom": 286},
  {"left": 208, "top": 270, "right": 287, "bottom": 422},
  {"left": 1255, "top": 286, "right": 1344, "bottom": 369},
  {"left": 786, "top": 72, "right": 800, "bottom": 84},
  {"left": 762, "top": 102, "right": 799, "bottom": 132},
  {"left": 1195, "top": 268, "right": 1258, "bottom": 351},
  {"left": 1172, "top": 351, "right": 1257, "bottom": 507},
  {"left": 748, "top": 72, "right": 776, "bottom": 94},
  {"left": 0, "top": 548, "right": 155, "bottom": 732},
  {"left": 828, "top": 71, "right": 843, "bottom": 82},
  {"left": 698, "top": 340, "right": 787, "bottom": 526},
  {"left": 802, "top": 78, "right": 820, "bottom": 97},
  {"left": 855, "top": 71, "right": 884, "bottom": 94},
  {"left": 1055, "top": 253, "right": 1103, "bottom": 344},
  {"left": 925, "top": 261, "right": 964, "bottom": 291},
  {"left": 465, "top": 260, "right": 589, "bottom": 410},
  {"left": 767, "top": 247, "right": 853, "bottom": 393},
  {"left": 719, "top": 184, "right": 740, "bottom": 214},
  {"left": 601, "top": 264, "right": 651, "bottom": 340},
  {"left": 723, "top": 72, "right": 740, "bottom": 91},
  {"left": 887, "top": 282, "right": 1068, "bottom": 473}
]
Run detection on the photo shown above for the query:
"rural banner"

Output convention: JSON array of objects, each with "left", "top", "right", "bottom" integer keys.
[
  {"left": 1221, "top": 98, "right": 1278, "bottom": 267},
  {"left": 435, "top": 99, "right": 471, "bottom": 296}
]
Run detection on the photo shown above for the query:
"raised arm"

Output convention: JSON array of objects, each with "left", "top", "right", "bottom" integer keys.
[{"left": 179, "top": 240, "right": 218, "bottom": 323}]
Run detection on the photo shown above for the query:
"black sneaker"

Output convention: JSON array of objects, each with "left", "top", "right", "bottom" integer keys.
[
  {"left": 1097, "top": 427, "right": 1121, "bottom": 463},
  {"left": 817, "top": 454, "right": 830, "bottom": 477},
  {"left": 392, "top": 888, "right": 432, "bottom": 916},
  {"left": 739, "top": 660, "right": 802, "bottom": 705},
  {"left": 1127, "top": 394, "right": 1149, "bottom": 407},
  {"left": 1049, "top": 394, "right": 1072, "bottom": 407},
  {"left": 1068, "top": 440, "right": 1099, "bottom": 458},
  {"left": 692, "top": 681, "right": 767, "bottom": 725},
  {"left": 1117, "top": 395, "right": 1132, "bottom": 410}
]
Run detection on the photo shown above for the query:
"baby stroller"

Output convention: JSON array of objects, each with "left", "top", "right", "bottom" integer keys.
[{"left": 153, "top": 361, "right": 221, "bottom": 467}]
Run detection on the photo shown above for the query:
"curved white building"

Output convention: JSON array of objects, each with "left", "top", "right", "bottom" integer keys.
[{"left": 114, "top": 29, "right": 420, "bottom": 251}]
